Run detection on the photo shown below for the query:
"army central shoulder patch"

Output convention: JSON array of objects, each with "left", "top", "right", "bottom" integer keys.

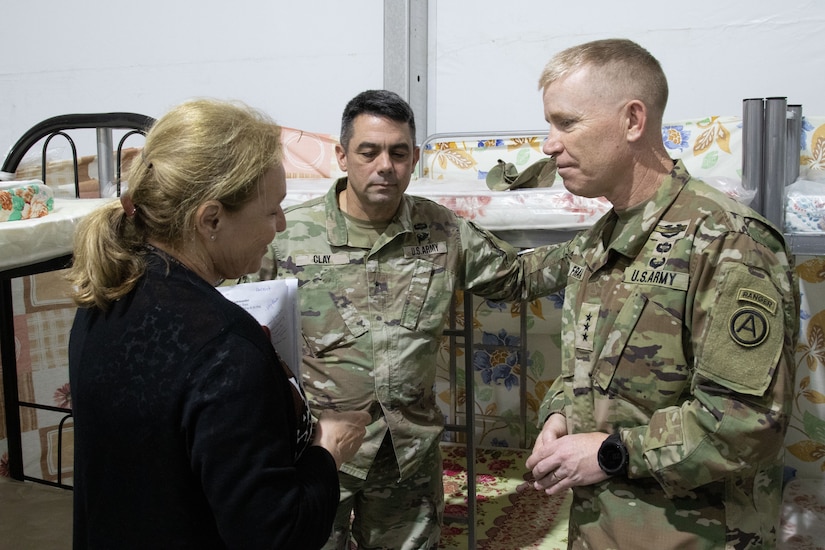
[
  {"left": 728, "top": 306, "right": 769, "bottom": 347},
  {"left": 697, "top": 262, "right": 783, "bottom": 396}
]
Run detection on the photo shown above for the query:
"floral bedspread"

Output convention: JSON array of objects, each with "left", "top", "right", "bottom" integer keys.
[{"left": 0, "top": 181, "right": 53, "bottom": 223}]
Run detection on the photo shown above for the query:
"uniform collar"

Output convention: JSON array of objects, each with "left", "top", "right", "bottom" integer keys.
[
  {"left": 581, "top": 160, "right": 692, "bottom": 268},
  {"left": 324, "top": 177, "right": 414, "bottom": 248}
]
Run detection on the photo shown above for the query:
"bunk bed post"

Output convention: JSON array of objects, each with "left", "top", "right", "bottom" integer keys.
[
  {"left": 743, "top": 98, "right": 765, "bottom": 216},
  {"left": 786, "top": 105, "right": 803, "bottom": 185},
  {"left": 96, "top": 128, "right": 114, "bottom": 196},
  {"left": 463, "top": 291, "right": 476, "bottom": 550},
  {"left": 0, "top": 278, "right": 24, "bottom": 480},
  {"left": 762, "top": 97, "right": 788, "bottom": 230}
]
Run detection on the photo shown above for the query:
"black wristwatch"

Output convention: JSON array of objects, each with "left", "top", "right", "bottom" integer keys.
[{"left": 597, "top": 432, "right": 629, "bottom": 476}]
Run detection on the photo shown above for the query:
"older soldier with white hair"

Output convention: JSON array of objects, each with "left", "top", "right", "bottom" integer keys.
[{"left": 519, "top": 38, "right": 799, "bottom": 549}]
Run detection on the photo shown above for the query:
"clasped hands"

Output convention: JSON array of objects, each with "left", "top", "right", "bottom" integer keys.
[{"left": 519, "top": 413, "right": 611, "bottom": 495}]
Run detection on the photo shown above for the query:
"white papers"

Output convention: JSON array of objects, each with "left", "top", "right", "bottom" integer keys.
[{"left": 218, "top": 279, "right": 301, "bottom": 377}]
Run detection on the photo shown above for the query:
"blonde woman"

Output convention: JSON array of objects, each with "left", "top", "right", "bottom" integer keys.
[{"left": 67, "top": 99, "right": 368, "bottom": 549}]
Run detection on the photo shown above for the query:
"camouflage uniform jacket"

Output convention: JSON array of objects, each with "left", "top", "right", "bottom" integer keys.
[
  {"left": 520, "top": 161, "right": 800, "bottom": 549},
  {"left": 262, "top": 178, "right": 522, "bottom": 480}
]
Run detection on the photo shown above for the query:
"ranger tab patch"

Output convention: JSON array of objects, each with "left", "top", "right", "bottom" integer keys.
[{"left": 737, "top": 288, "right": 777, "bottom": 315}]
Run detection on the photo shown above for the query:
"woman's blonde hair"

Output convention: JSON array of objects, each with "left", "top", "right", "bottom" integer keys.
[{"left": 67, "top": 98, "right": 283, "bottom": 309}]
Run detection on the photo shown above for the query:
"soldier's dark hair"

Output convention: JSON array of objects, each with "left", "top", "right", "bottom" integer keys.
[{"left": 339, "top": 89, "right": 416, "bottom": 150}]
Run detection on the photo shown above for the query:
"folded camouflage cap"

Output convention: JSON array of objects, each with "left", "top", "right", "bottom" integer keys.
[{"left": 485, "top": 157, "right": 557, "bottom": 191}]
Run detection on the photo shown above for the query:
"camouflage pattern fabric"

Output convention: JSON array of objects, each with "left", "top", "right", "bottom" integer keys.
[
  {"left": 520, "top": 161, "right": 800, "bottom": 549},
  {"left": 259, "top": 178, "right": 522, "bottom": 484},
  {"left": 323, "top": 435, "right": 443, "bottom": 550}
]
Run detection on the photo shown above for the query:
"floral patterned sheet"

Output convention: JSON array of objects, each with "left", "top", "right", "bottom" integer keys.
[
  {"left": 787, "top": 118, "right": 825, "bottom": 233},
  {"left": 440, "top": 444, "right": 570, "bottom": 549},
  {"left": 5, "top": 113, "right": 825, "bottom": 273},
  {"left": 786, "top": 178, "right": 825, "bottom": 233},
  {"left": 0, "top": 181, "right": 54, "bottom": 223},
  {"left": 779, "top": 478, "right": 825, "bottom": 549}
]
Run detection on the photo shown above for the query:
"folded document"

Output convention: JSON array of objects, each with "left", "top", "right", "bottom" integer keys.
[{"left": 218, "top": 279, "right": 301, "bottom": 377}]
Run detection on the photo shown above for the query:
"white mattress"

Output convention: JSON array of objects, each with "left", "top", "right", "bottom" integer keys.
[
  {"left": 0, "top": 198, "right": 113, "bottom": 272},
  {"left": 284, "top": 178, "right": 612, "bottom": 232},
  {"left": 1, "top": 174, "right": 819, "bottom": 273}
]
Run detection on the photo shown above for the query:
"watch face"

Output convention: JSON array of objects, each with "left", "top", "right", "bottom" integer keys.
[
  {"left": 598, "top": 434, "right": 628, "bottom": 475},
  {"left": 601, "top": 444, "right": 623, "bottom": 468}
]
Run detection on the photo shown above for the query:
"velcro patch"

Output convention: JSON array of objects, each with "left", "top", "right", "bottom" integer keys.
[{"left": 698, "top": 263, "right": 783, "bottom": 396}]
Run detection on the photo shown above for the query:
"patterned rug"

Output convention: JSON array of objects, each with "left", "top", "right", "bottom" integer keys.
[{"left": 440, "top": 444, "right": 571, "bottom": 549}]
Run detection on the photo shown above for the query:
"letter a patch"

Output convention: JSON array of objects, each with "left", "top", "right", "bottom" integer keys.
[{"left": 728, "top": 307, "right": 769, "bottom": 347}]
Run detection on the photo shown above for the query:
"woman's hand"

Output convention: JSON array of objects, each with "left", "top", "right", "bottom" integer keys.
[{"left": 313, "top": 410, "right": 371, "bottom": 469}]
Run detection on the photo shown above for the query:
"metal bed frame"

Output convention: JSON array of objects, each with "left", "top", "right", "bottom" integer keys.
[{"left": 0, "top": 112, "right": 153, "bottom": 488}]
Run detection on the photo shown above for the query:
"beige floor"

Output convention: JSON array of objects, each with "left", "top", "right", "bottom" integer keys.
[{"left": 0, "top": 477, "right": 72, "bottom": 549}]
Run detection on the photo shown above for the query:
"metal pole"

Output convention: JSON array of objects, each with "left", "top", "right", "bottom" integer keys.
[
  {"left": 786, "top": 104, "right": 803, "bottom": 185},
  {"left": 742, "top": 98, "right": 765, "bottom": 215},
  {"left": 0, "top": 277, "right": 23, "bottom": 480},
  {"left": 383, "top": 0, "right": 428, "bottom": 145},
  {"left": 763, "top": 97, "right": 788, "bottom": 230},
  {"left": 463, "top": 291, "right": 476, "bottom": 550},
  {"left": 96, "top": 127, "right": 114, "bottom": 196}
]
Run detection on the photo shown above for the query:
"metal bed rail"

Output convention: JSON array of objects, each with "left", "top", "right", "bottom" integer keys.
[{"left": 1, "top": 112, "right": 153, "bottom": 487}]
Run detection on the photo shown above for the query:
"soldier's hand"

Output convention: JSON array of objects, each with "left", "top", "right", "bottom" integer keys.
[{"left": 525, "top": 428, "right": 611, "bottom": 496}]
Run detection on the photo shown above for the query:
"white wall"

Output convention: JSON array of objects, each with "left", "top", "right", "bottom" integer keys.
[
  {"left": 1, "top": 0, "right": 384, "bottom": 155},
  {"left": 2, "top": 0, "right": 824, "bottom": 156},
  {"left": 429, "top": 0, "right": 825, "bottom": 135}
]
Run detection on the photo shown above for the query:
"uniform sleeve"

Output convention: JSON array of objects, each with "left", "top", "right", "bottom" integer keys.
[
  {"left": 519, "top": 240, "right": 573, "bottom": 301},
  {"left": 517, "top": 240, "right": 576, "bottom": 424},
  {"left": 458, "top": 218, "right": 573, "bottom": 302},
  {"left": 536, "top": 377, "right": 568, "bottom": 426},
  {"left": 624, "top": 229, "right": 799, "bottom": 498},
  {"left": 183, "top": 332, "right": 339, "bottom": 549},
  {"left": 455, "top": 219, "right": 522, "bottom": 300}
]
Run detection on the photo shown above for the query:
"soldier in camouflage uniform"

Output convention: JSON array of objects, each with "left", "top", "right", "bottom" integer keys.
[
  {"left": 259, "top": 90, "right": 523, "bottom": 549},
  {"left": 520, "top": 39, "right": 800, "bottom": 549}
]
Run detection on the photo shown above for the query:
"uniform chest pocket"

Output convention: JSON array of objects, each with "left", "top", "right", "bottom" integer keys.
[
  {"left": 592, "top": 288, "right": 690, "bottom": 413},
  {"left": 399, "top": 258, "right": 451, "bottom": 334},
  {"left": 298, "top": 269, "right": 368, "bottom": 357}
]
